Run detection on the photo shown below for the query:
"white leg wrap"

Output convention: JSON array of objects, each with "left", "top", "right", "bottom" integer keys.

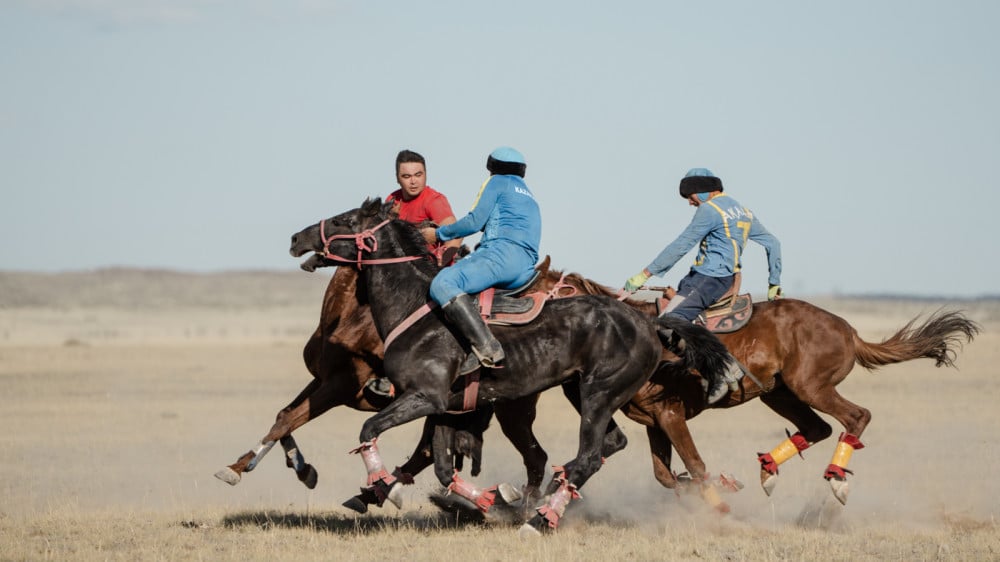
[{"left": 246, "top": 440, "right": 276, "bottom": 472}]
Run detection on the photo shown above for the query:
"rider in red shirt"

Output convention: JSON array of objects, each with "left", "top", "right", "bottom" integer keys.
[
  {"left": 366, "top": 150, "right": 463, "bottom": 404},
  {"left": 385, "top": 149, "right": 463, "bottom": 263}
]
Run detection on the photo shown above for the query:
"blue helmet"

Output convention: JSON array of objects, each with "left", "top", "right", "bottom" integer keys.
[{"left": 486, "top": 146, "right": 527, "bottom": 177}]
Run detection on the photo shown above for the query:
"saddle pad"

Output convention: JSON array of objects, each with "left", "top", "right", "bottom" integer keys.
[{"left": 697, "top": 293, "right": 753, "bottom": 333}]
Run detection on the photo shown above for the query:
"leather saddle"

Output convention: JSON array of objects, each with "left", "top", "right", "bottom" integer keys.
[
  {"left": 653, "top": 272, "right": 754, "bottom": 333},
  {"left": 473, "top": 269, "right": 547, "bottom": 326}
]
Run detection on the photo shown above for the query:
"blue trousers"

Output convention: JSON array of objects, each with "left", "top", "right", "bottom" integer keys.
[
  {"left": 660, "top": 270, "right": 735, "bottom": 322},
  {"left": 429, "top": 242, "right": 537, "bottom": 305}
]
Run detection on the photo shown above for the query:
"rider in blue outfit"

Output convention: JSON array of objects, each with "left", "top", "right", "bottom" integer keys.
[
  {"left": 623, "top": 168, "right": 782, "bottom": 404},
  {"left": 425, "top": 147, "right": 541, "bottom": 369}
]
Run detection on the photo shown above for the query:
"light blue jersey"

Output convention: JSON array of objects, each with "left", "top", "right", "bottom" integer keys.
[
  {"left": 430, "top": 174, "right": 541, "bottom": 305},
  {"left": 437, "top": 174, "right": 541, "bottom": 257},
  {"left": 647, "top": 194, "right": 781, "bottom": 286}
]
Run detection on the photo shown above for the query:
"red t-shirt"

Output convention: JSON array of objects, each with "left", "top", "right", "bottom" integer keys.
[{"left": 386, "top": 186, "right": 455, "bottom": 225}]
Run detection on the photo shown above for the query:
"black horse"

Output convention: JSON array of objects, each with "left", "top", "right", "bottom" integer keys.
[{"left": 289, "top": 198, "right": 728, "bottom": 535}]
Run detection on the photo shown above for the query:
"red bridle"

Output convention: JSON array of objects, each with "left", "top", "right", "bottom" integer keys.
[{"left": 320, "top": 218, "right": 424, "bottom": 269}]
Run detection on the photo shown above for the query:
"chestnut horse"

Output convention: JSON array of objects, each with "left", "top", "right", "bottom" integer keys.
[{"left": 565, "top": 280, "right": 979, "bottom": 507}]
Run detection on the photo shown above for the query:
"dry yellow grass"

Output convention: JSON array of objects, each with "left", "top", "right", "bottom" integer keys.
[{"left": 1, "top": 271, "right": 998, "bottom": 561}]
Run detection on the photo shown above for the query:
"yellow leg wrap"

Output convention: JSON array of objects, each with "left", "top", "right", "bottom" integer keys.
[
  {"left": 829, "top": 440, "right": 855, "bottom": 468},
  {"left": 769, "top": 438, "right": 801, "bottom": 465}
]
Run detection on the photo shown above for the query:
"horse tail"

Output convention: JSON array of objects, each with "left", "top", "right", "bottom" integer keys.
[
  {"left": 852, "top": 310, "right": 979, "bottom": 370},
  {"left": 655, "top": 315, "right": 730, "bottom": 381}
]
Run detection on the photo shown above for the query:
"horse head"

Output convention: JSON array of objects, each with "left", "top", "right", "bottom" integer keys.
[{"left": 290, "top": 198, "right": 430, "bottom": 270}]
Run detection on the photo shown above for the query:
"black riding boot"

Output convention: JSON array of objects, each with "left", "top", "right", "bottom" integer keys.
[{"left": 443, "top": 293, "right": 505, "bottom": 369}]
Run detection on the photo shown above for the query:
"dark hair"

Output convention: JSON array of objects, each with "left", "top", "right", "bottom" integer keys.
[
  {"left": 396, "top": 150, "right": 426, "bottom": 174},
  {"left": 486, "top": 156, "right": 527, "bottom": 178}
]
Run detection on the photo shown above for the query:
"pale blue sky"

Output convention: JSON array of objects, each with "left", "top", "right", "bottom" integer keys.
[{"left": 2, "top": 1, "right": 997, "bottom": 297}]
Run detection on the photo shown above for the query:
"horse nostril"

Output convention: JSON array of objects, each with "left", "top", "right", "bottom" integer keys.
[{"left": 291, "top": 234, "right": 298, "bottom": 245}]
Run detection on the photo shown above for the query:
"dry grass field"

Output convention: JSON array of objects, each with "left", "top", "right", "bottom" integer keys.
[{"left": 1, "top": 269, "right": 999, "bottom": 561}]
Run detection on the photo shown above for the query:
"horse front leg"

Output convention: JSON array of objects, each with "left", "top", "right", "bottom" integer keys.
[
  {"left": 351, "top": 392, "right": 444, "bottom": 510},
  {"left": 655, "top": 401, "right": 740, "bottom": 513},
  {"left": 520, "top": 396, "right": 618, "bottom": 537},
  {"left": 342, "top": 416, "right": 435, "bottom": 513},
  {"left": 215, "top": 379, "right": 321, "bottom": 486}
]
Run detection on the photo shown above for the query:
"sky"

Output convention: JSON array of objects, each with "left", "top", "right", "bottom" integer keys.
[{"left": 2, "top": 1, "right": 998, "bottom": 298}]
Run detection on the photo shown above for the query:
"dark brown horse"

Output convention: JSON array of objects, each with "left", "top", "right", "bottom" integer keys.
[
  {"left": 215, "top": 257, "right": 553, "bottom": 504},
  {"left": 284, "top": 199, "right": 732, "bottom": 535}
]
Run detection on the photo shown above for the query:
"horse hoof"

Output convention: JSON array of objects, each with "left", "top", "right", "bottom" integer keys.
[
  {"left": 518, "top": 522, "right": 542, "bottom": 539},
  {"left": 342, "top": 496, "right": 368, "bottom": 514},
  {"left": 496, "top": 483, "right": 523, "bottom": 505},
  {"left": 298, "top": 465, "right": 318, "bottom": 489},
  {"left": 760, "top": 471, "right": 778, "bottom": 496},
  {"left": 717, "top": 472, "right": 744, "bottom": 493},
  {"left": 829, "top": 478, "right": 849, "bottom": 505},
  {"left": 386, "top": 481, "right": 404, "bottom": 509},
  {"left": 214, "top": 467, "right": 241, "bottom": 486}
]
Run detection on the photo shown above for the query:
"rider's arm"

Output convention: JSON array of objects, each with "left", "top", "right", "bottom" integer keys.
[
  {"left": 436, "top": 178, "right": 498, "bottom": 242},
  {"left": 425, "top": 193, "right": 462, "bottom": 248},
  {"left": 645, "top": 207, "right": 715, "bottom": 277},
  {"left": 748, "top": 218, "right": 782, "bottom": 286}
]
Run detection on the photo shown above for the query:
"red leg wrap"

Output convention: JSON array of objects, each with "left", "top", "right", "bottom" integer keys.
[
  {"left": 824, "top": 464, "right": 854, "bottom": 481},
  {"left": 447, "top": 472, "right": 497, "bottom": 513},
  {"left": 350, "top": 439, "right": 397, "bottom": 505},
  {"left": 790, "top": 432, "right": 810, "bottom": 452},
  {"left": 838, "top": 432, "right": 865, "bottom": 449},
  {"left": 536, "top": 480, "right": 581, "bottom": 529},
  {"left": 758, "top": 452, "right": 779, "bottom": 475}
]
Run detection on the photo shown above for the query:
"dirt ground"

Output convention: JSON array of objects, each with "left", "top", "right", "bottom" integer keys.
[{"left": 1, "top": 270, "right": 998, "bottom": 560}]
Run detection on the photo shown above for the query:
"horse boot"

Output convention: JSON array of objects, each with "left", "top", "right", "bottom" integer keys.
[
  {"left": 706, "top": 353, "right": 744, "bottom": 405},
  {"left": 443, "top": 293, "right": 505, "bottom": 372}
]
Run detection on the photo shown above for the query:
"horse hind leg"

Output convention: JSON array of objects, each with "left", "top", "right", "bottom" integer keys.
[
  {"left": 798, "top": 386, "right": 872, "bottom": 505},
  {"left": 757, "top": 385, "right": 832, "bottom": 496},
  {"left": 215, "top": 382, "right": 318, "bottom": 487}
]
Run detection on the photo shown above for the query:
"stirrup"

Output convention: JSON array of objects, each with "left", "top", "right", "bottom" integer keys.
[{"left": 363, "top": 377, "right": 395, "bottom": 408}]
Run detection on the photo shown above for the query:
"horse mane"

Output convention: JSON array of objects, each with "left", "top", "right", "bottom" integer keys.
[
  {"left": 543, "top": 266, "right": 656, "bottom": 311},
  {"left": 361, "top": 197, "right": 437, "bottom": 268}
]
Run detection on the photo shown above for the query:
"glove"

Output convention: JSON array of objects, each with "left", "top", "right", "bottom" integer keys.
[
  {"left": 624, "top": 270, "right": 651, "bottom": 292},
  {"left": 768, "top": 284, "right": 782, "bottom": 301}
]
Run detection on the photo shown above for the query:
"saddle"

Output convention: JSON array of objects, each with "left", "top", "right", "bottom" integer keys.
[
  {"left": 652, "top": 273, "right": 754, "bottom": 333},
  {"left": 474, "top": 270, "right": 548, "bottom": 326}
]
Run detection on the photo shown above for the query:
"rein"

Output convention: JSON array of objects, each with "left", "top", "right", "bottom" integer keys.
[{"left": 320, "top": 218, "right": 424, "bottom": 269}]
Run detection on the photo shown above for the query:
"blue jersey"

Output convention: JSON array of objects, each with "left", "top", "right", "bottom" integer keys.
[
  {"left": 437, "top": 174, "right": 541, "bottom": 261},
  {"left": 647, "top": 194, "right": 781, "bottom": 286}
]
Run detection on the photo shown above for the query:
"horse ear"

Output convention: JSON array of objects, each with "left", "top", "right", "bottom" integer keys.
[
  {"left": 361, "top": 197, "right": 383, "bottom": 217},
  {"left": 536, "top": 255, "right": 551, "bottom": 274},
  {"left": 384, "top": 199, "right": 399, "bottom": 218}
]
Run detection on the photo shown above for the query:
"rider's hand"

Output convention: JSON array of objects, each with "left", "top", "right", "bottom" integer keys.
[
  {"left": 624, "top": 270, "right": 651, "bottom": 292},
  {"left": 768, "top": 284, "right": 782, "bottom": 301},
  {"left": 419, "top": 227, "right": 439, "bottom": 245}
]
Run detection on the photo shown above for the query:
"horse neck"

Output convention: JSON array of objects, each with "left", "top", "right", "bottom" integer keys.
[
  {"left": 358, "top": 226, "right": 437, "bottom": 340},
  {"left": 363, "top": 264, "right": 435, "bottom": 340}
]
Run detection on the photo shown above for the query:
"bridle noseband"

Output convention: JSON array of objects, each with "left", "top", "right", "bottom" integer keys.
[{"left": 319, "top": 217, "right": 424, "bottom": 269}]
